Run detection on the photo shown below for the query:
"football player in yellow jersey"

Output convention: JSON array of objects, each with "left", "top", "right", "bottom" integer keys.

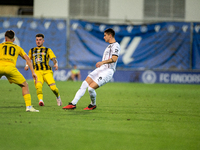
[
  {"left": 0, "top": 30, "right": 39, "bottom": 112},
  {"left": 24, "top": 33, "right": 62, "bottom": 106}
]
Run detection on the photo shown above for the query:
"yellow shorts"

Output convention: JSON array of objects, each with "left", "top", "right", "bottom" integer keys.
[
  {"left": 35, "top": 70, "right": 55, "bottom": 85},
  {"left": 0, "top": 65, "right": 26, "bottom": 84}
]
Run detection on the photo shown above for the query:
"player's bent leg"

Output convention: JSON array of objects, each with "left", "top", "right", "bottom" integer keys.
[
  {"left": 49, "top": 84, "right": 59, "bottom": 97},
  {"left": 71, "top": 80, "right": 88, "bottom": 104},
  {"left": 23, "top": 94, "right": 39, "bottom": 112},
  {"left": 49, "top": 84, "right": 62, "bottom": 106},
  {"left": 18, "top": 81, "right": 39, "bottom": 112},
  {"left": 19, "top": 81, "right": 31, "bottom": 106},
  {"left": 23, "top": 93, "right": 31, "bottom": 107},
  {"left": 62, "top": 80, "right": 89, "bottom": 109},
  {"left": 85, "top": 76, "right": 94, "bottom": 85},
  {"left": 35, "top": 82, "right": 44, "bottom": 106},
  {"left": 20, "top": 81, "right": 30, "bottom": 96},
  {"left": 88, "top": 86, "right": 97, "bottom": 105},
  {"left": 84, "top": 77, "right": 99, "bottom": 110},
  {"left": 84, "top": 86, "right": 97, "bottom": 110}
]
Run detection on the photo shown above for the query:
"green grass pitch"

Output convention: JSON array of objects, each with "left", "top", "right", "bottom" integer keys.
[{"left": 0, "top": 80, "right": 200, "bottom": 150}]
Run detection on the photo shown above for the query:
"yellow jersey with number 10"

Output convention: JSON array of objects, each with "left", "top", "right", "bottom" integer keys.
[{"left": 0, "top": 41, "right": 26, "bottom": 67}]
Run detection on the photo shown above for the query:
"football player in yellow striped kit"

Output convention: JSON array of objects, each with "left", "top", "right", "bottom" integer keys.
[
  {"left": 24, "top": 33, "right": 62, "bottom": 106},
  {"left": 0, "top": 30, "right": 39, "bottom": 112}
]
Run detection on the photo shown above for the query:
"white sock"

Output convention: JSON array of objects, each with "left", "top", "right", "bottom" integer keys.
[
  {"left": 26, "top": 106, "right": 32, "bottom": 109},
  {"left": 71, "top": 81, "right": 89, "bottom": 105},
  {"left": 88, "top": 86, "right": 96, "bottom": 105}
]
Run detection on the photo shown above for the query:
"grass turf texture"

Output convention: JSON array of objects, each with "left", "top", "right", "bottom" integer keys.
[{"left": 0, "top": 80, "right": 199, "bottom": 150}]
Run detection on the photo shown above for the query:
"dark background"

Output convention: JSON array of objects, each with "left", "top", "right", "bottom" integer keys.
[{"left": 0, "top": 0, "right": 33, "bottom": 6}]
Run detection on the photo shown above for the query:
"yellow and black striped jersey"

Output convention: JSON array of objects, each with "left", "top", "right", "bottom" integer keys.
[
  {"left": 0, "top": 41, "right": 26, "bottom": 67},
  {"left": 28, "top": 46, "right": 56, "bottom": 71}
]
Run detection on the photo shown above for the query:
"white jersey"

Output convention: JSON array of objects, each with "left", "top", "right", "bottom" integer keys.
[{"left": 101, "top": 42, "right": 121, "bottom": 71}]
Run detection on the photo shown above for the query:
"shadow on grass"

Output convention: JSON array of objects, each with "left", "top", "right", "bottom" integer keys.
[
  {"left": 62, "top": 109, "right": 96, "bottom": 115},
  {"left": 0, "top": 106, "right": 24, "bottom": 109},
  {"left": 0, "top": 106, "right": 25, "bottom": 113}
]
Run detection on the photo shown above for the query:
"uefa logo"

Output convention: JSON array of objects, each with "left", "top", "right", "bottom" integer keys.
[{"left": 142, "top": 70, "right": 157, "bottom": 84}]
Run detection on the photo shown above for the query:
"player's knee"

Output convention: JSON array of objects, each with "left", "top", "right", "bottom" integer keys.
[
  {"left": 80, "top": 80, "right": 89, "bottom": 89},
  {"left": 88, "top": 86, "right": 96, "bottom": 97},
  {"left": 21, "top": 81, "right": 29, "bottom": 88},
  {"left": 24, "top": 81, "right": 28, "bottom": 87},
  {"left": 35, "top": 83, "right": 43, "bottom": 94},
  {"left": 50, "top": 85, "right": 57, "bottom": 91},
  {"left": 35, "top": 82, "right": 42, "bottom": 89}
]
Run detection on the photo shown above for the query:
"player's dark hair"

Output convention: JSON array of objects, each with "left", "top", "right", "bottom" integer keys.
[
  {"left": 36, "top": 33, "right": 44, "bottom": 38},
  {"left": 104, "top": 28, "right": 115, "bottom": 37},
  {"left": 5, "top": 30, "right": 15, "bottom": 39}
]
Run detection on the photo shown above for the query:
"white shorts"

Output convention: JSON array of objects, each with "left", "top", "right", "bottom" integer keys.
[{"left": 88, "top": 67, "right": 114, "bottom": 87}]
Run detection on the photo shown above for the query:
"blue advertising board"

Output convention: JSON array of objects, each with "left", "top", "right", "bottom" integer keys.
[{"left": 1, "top": 68, "right": 199, "bottom": 84}]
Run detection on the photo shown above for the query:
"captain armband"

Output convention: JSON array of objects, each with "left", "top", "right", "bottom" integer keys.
[{"left": 111, "top": 58, "right": 114, "bottom": 62}]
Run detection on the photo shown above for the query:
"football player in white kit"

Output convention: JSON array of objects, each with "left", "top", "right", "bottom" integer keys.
[{"left": 63, "top": 28, "right": 121, "bottom": 110}]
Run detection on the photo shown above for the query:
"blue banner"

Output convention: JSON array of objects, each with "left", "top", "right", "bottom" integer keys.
[
  {"left": 192, "top": 22, "right": 200, "bottom": 69},
  {"left": 0, "top": 17, "right": 67, "bottom": 67},
  {"left": 69, "top": 20, "right": 191, "bottom": 70},
  {"left": 1, "top": 68, "right": 199, "bottom": 84},
  {"left": 0, "top": 17, "right": 200, "bottom": 70}
]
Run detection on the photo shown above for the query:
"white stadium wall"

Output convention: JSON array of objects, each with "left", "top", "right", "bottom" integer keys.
[
  {"left": 109, "top": 0, "right": 143, "bottom": 21},
  {"left": 185, "top": 0, "right": 200, "bottom": 21},
  {"left": 34, "top": 0, "right": 200, "bottom": 22},
  {"left": 34, "top": 0, "right": 69, "bottom": 18}
]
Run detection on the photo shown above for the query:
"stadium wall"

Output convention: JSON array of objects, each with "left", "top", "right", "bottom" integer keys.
[{"left": 33, "top": 0, "right": 200, "bottom": 22}]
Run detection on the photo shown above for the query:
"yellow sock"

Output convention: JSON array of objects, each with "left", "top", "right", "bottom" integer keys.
[
  {"left": 36, "top": 83, "right": 43, "bottom": 101},
  {"left": 37, "top": 94, "right": 43, "bottom": 101},
  {"left": 50, "top": 85, "right": 59, "bottom": 98},
  {"left": 23, "top": 94, "right": 31, "bottom": 107}
]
